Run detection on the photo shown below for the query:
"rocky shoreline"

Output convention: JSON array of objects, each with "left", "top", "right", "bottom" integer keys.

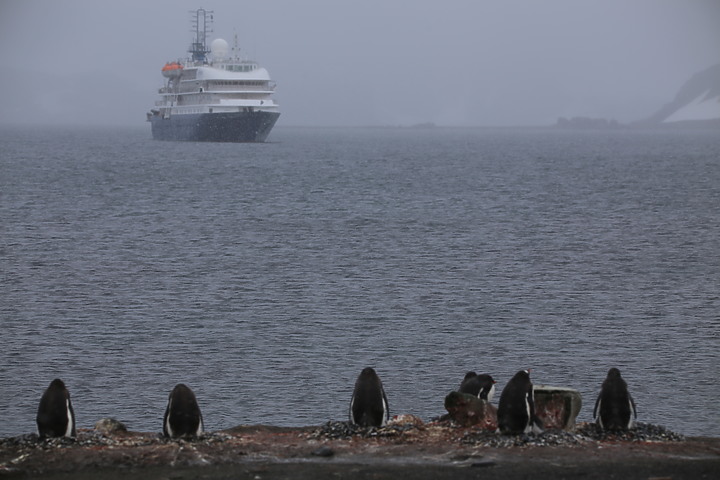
[{"left": 1, "top": 421, "right": 718, "bottom": 479}]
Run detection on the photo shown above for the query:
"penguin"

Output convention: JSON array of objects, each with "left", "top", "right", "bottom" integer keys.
[
  {"left": 36, "top": 378, "right": 76, "bottom": 438},
  {"left": 497, "top": 369, "right": 543, "bottom": 435},
  {"left": 349, "top": 367, "right": 389, "bottom": 427},
  {"left": 163, "top": 384, "right": 204, "bottom": 438},
  {"left": 593, "top": 367, "right": 637, "bottom": 431},
  {"left": 459, "top": 371, "right": 496, "bottom": 403}
]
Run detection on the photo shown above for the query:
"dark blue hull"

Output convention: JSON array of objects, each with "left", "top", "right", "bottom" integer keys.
[{"left": 149, "top": 111, "right": 280, "bottom": 142}]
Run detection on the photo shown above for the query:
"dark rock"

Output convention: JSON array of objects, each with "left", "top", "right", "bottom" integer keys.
[
  {"left": 311, "top": 445, "right": 335, "bottom": 457},
  {"left": 94, "top": 418, "right": 128, "bottom": 435},
  {"left": 444, "top": 392, "right": 497, "bottom": 429}
]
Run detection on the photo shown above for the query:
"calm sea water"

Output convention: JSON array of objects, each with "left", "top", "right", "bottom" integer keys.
[{"left": 1, "top": 125, "right": 718, "bottom": 438}]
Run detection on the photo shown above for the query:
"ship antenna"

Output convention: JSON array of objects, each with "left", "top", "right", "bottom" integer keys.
[
  {"left": 232, "top": 30, "right": 240, "bottom": 60},
  {"left": 188, "top": 8, "right": 214, "bottom": 63}
]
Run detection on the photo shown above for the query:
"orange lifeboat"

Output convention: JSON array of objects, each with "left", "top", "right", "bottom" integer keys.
[{"left": 161, "top": 62, "right": 183, "bottom": 78}]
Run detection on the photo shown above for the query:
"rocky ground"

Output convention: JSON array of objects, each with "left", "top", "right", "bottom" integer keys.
[{"left": 1, "top": 420, "right": 718, "bottom": 479}]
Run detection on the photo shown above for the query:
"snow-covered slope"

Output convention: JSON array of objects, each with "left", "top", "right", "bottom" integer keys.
[
  {"left": 663, "top": 89, "right": 720, "bottom": 123},
  {"left": 641, "top": 63, "right": 720, "bottom": 125}
]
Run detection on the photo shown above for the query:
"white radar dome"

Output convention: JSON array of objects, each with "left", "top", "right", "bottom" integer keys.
[{"left": 211, "top": 38, "right": 229, "bottom": 60}]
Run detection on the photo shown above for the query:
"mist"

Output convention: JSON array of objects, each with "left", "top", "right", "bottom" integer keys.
[{"left": 1, "top": 0, "right": 718, "bottom": 127}]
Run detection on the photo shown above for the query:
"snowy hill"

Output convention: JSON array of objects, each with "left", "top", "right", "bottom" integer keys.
[{"left": 641, "top": 63, "right": 720, "bottom": 125}]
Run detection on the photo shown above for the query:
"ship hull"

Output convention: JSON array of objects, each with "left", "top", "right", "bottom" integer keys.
[{"left": 149, "top": 111, "right": 280, "bottom": 142}]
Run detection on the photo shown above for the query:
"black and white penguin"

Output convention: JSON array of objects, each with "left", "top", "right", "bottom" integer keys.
[
  {"left": 459, "top": 371, "right": 496, "bottom": 403},
  {"left": 36, "top": 378, "right": 76, "bottom": 438},
  {"left": 497, "top": 369, "right": 543, "bottom": 435},
  {"left": 163, "top": 384, "right": 204, "bottom": 438},
  {"left": 593, "top": 367, "right": 637, "bottom": 431},
  {"left": 349, "top": 367, "right": 389, "bottom": 427}
]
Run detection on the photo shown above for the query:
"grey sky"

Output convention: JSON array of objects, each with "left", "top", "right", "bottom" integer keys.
[{"left": 1, "top": 0, "right": 718, "bottom": 127}]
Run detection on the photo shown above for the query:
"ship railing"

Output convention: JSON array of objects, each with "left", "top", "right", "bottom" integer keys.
[
  {"left": 204, "top": 85, "right": 276, "bottom": 93},
  {"left": 170, "top": 99, "right": 277, "bottom": 111}
]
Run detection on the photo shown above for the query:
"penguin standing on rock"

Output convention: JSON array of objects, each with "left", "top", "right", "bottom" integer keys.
[
  {"left": 459, "top": 371, "right": 496, "bottom": 403},
  {"left": 594, "top": 367, "right": 637, "bottom": 431},
  {"left": 163, "top": 384, "right": 204, "bottom": 438},
  {"left": 497, "top": 370, "right": 543, "bottom": 435},
  {"left": 36, "top": 379, "right": 76, "bottom": 439},
  {"left": 349, "top": 367, "right": 389, "bottom": 427}
]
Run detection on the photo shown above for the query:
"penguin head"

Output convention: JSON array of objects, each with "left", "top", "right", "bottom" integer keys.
[
  {"left": 477, "top": 374, "right": 496, "bottom": 387},
  {"left": 477, "top": 374, "right": 496, "bottom": 402},
  {"left": 50, "top": 379, "right": 67, "bottom": 390},
  {"left": 607, "top": 367, "right": 622, "bottom": 379},
  {"left": 360, "top": 367, "right": 378, "bottom": 378},
  {"left": 463, "top": 371, "right": 478, "bottom": 381}
]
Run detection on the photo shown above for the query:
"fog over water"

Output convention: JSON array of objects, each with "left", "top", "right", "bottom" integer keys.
[{"left": 1, "top": 0, "right": 719, "bottom": 127}]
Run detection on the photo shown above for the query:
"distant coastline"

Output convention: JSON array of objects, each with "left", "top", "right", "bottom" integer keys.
[{"left": 554, "top": 116, "right": 720, "bottom": 130}]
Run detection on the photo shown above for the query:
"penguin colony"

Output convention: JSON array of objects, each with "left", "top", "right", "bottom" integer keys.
[{"left": 35, "top": 367, "right": 636, "bottom": 438}]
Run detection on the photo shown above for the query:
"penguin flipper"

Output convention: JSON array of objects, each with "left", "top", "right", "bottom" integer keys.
[
  {"left": 162, "top": 404, "right": 171, "bottom": 437},
  {"left": 526, "top": 388, "right": 543, "bottom": 434},
  {"left": 593, "top": 394, "right": 601, "bottom": 420},
  {"left": 348, "top": 396, "right": 356, "bottom": 424},
  {"left": 65, "top": 399, "right": 76, "bottom": 437},
  {"left": 381, "top": 390, "right": 389, "bottom": 426},
  {"left": 527, "top": 389, "right": 538, "bottom": 419},
  {"left": 197, "top": 412, "right": 204, "bottom": 436},
  {"left": 629, "top": 395, "right": 637, "bottom": 419}
]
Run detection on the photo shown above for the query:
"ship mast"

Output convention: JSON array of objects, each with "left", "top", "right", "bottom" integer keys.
[{"left": 188, "top": 8, "right": 214, "bottom": 63}]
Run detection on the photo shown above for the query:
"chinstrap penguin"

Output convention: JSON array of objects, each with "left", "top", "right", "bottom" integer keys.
[
  {"left": 497, "top": 369, "right": 543, "bottom": 435},
  {"left": 349, "top": 367, "right": 389, "bottom": 427},
  {"left": 459, "top": 371, "right": 496, "bottom": 403},
  {"left": 163, "top": 383, "right": 204, "bottom": 438},
  {"left": 36, "top": 378, "right": 76, "bottom": 439},
  {"left": 594, "top": 367, "right": 637, "bottom": 431}
]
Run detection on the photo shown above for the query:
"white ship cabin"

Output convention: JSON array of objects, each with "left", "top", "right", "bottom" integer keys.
[{"left": 157, "top": 38, "right": 278, "bottom": 115}]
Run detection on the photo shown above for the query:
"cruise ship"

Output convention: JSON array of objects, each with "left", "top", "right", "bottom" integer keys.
[{"left": 147, "top": 9, "right": 280, "bottom": 142}]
